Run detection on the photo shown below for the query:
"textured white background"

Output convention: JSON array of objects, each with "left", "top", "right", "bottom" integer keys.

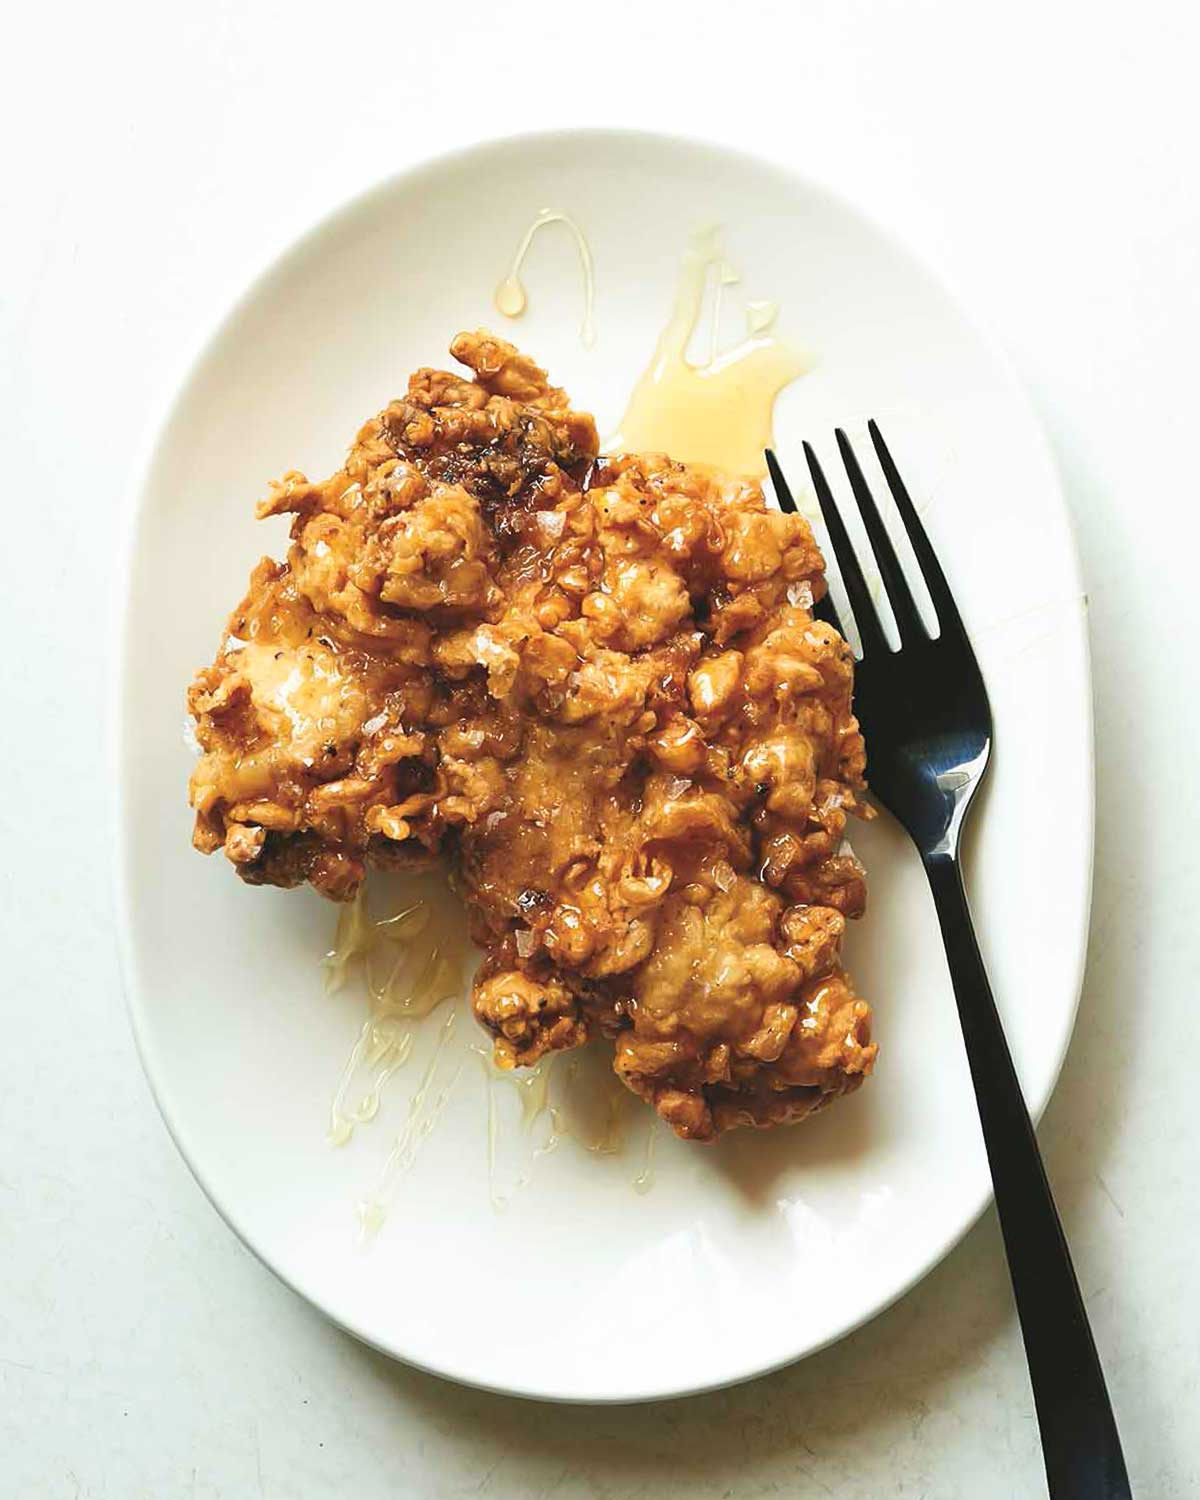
[{"left": 3, "top": 1, "right": 1198, "bottom": 1495}]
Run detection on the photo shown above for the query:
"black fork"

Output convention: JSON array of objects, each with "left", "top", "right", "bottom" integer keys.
[{"left": 767, "top": 428, "right": 1131, "bottom": 1499}]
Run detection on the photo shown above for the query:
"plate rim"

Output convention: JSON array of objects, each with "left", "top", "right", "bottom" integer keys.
[{"left": 110, "top": 124, "right": 1095, "bottom": 1403}]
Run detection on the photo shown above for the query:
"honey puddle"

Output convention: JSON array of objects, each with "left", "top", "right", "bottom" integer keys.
[
  {"left": 607, "top": 226, "right": 807, "bottom": 477},
  {"left": 494, "top": 208, "right": 596, "bottom": 347}
]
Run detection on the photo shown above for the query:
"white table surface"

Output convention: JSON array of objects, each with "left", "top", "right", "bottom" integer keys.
[{"left": 3, "top": 1, "right": 1198, "bottom": 1495}]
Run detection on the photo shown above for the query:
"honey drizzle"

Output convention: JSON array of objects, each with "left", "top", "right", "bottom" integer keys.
[
  {"left": 494, "top": 209, "right": 596, "bottom": 347},
  {"left": 606, "top": 227, "right": 806, "bottom": 477}
]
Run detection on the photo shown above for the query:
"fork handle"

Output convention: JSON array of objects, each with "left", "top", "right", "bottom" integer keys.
[{"left": 923, "top": 852, "right": 1132, "bottom": 1498}]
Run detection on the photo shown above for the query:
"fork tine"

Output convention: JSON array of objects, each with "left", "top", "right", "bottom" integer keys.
[
  {"left": 764, "top": 449, "right": 844, "bottom": 633},
  {"left": 764, "top": 446, "right": 798, "bottom": 516},
  {"left": 836, "top": 429, "right": 927, "bottom": 645},
  {"left": 867, "top": 421, "right": 963, "bottom": 637},
  {"left": 803, "top": 442, "right": 887, "bottom": 657}
]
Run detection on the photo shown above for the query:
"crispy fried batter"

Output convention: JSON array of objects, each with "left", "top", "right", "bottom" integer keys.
[{"left": 188, "top": 331, "right": 876, "bottom": 1139}]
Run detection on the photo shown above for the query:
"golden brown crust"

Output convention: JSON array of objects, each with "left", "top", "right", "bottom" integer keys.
[{"left": 187, "top": 332, "right": 876, "bottom": 1139}]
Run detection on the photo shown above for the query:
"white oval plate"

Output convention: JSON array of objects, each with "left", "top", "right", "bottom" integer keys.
[{"left": 116, "top": 129, "right": 1092, "bottom": 1403}]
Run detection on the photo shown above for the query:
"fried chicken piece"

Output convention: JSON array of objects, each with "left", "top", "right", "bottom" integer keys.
[{"left": 187, "top": 332, "right": 876, "bottom": 1138}]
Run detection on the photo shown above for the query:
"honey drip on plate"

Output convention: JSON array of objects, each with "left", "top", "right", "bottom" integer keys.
[
  {"left": 324, "top": 874, "right": 467, "bottom": 1148},
  {"left": 607, "top": 228, "right": 806, "bottom": 477},
  {"left": 482, "top": 1048, "right": 646, "bottom": 1209},
  {"left": 494, "top": 209, "right": 596, "bottom": 347},
  {"left": 324, "top": 875, "right": 660, "bottom": 1231},
  {"left": 356, "top": 1007, "right": 463, "bottom": 1241},
  {"left": 633, "top": 1118, "right": 659, "bottom": 1196},
  {"left": 482, "top": 1053, "right": 561, "bottom": 1210}
]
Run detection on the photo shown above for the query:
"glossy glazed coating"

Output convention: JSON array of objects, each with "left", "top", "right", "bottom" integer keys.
[{"left": 188, "top": 333, "right": 876, "bottom": 1138}]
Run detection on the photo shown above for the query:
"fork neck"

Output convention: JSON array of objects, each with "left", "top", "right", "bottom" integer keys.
[{"left": 906, "top": 744, "right": 989, "bottom": 862}]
